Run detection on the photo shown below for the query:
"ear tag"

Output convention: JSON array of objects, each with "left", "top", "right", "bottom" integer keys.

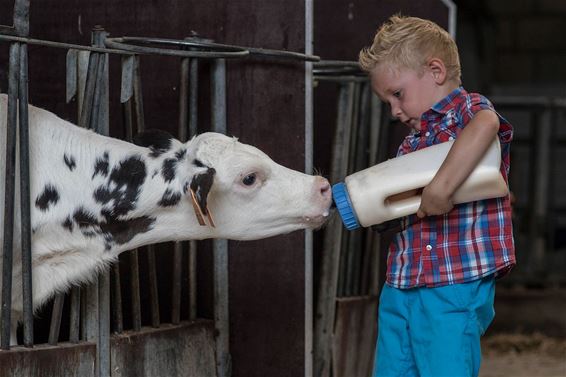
[
  {"left": 190, "top": 189, "right": 207, "bottom": 226},
  {"left": 190, "top": 188, "right": 216, "bottom": 228}
]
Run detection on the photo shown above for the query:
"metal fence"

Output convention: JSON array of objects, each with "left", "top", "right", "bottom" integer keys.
[{"left": 0, "top": 1, "right": 319, "bottom": 376}]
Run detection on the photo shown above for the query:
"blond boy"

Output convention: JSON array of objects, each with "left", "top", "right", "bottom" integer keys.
[{"left": 359, "top": 15, "right": 515, "bottom": 377}]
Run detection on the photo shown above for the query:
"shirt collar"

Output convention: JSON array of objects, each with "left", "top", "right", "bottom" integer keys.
[{"left": 429, "top": 86, "right": 466, "bottom": 115}]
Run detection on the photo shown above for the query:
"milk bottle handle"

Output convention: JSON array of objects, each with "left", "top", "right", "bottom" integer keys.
[{"left": 387, "top": 195, "right": 422, "bottom": 219}]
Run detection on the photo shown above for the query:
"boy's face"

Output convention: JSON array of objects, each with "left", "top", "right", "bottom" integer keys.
[{"left": 370, "top": 63, "right": 445, "bottom": 131}]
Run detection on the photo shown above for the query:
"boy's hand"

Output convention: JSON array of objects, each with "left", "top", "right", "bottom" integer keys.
[{"left": 416, "top": 181, "right": 454, "bottom": 218}]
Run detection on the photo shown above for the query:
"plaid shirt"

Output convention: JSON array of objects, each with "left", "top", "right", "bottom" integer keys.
[{"left": 387, "top": 87, "right": 515, "bottom": 289}]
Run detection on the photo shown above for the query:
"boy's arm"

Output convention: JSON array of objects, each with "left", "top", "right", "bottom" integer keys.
[{"left": 416, "top": 109, "right": 500, "bottom": 218}]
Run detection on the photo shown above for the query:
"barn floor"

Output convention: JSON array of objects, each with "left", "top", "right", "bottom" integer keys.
[{"left": 480, "top": 333, "right": 566, "bottom": 377}]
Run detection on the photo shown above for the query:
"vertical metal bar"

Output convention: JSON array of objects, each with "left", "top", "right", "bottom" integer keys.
[
  {"left": 129, "top": 251, "right": 142, "bottom": 331},
  {"left": 314, "top": 81, "right": 354, "bottom": 377},
  {"left": 361, "top": 94, "right": 383, "bottom": 296},
  {"left": 211, "top": 58, "right": 231, "bottom": 377},
  {"left": 304, "top": 0, "right": 314, "bottom": 372},
  {"left": 188, "top": 241, "right": 197, "bottom": 320},
  {"left": 336, "top": 83, "right": 355, "bottom": 297},
  {"left": 13, "top": 0, "right": 30, "bottom": 37},
  {"left": 123, "top": 56, "right": 143, "bottom": 332},
  {"left": 111, "top": 265, "right": 123, "bottom": 333},
  {"left": 344, "top": 83, "right": 362, "bottom": 297},
  {"left": 189, "top": 59, "right": 199, "bottom": 137},
  {"left": 188, "top": 58, "right": 199, "bottom": 321},
  {"left": 171, "top": 57, "right": 190, "bottom": 326},
  {"left": 48, "top": 294, "right": 64, "bottom": 345},
  {"left": 530, "top": 109, "right": 552, "bottom": 276},
  {"left": 147, "top": 250, "right": 160, "bottom": 327},
  {"left": 1, "top": 42, "right": 20, "bottom": 350},
  {"left": 133, "top": 55, "right": 145, "bottom": 132},
  {"left": 69, "top": 286, "right": 81, "bottom": 342},
  {"left": 18, "top": 42, "right": 33, "bottom": 347}
]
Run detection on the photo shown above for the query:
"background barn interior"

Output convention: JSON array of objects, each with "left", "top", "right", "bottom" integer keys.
[{"left": 1, "top": 1, "right": 565, "bottom": 377}]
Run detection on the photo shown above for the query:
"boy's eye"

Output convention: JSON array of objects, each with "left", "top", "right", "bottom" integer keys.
[{"left": 393, "top": 91, "right": 402, "bottom": 98}]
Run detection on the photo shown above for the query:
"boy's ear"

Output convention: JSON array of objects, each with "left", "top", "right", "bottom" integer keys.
[{"left": 428, "top": 58, "right": 447, "bottom": 85}]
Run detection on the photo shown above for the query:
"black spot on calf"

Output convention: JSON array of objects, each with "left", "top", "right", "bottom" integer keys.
[
  {"left": 35, "top": 184, "right": 60, "bottom": 211},
  {"left": 94, "top": 155, "right": 147, "bottom": 217},
  {"left": 162, "top": 158, "right": 177, "bottom": 182},
  {"left": 175, "top": 148, "right": 187, "bottom": 161},
  {"left": 159, "top": 189, "right": 182, "bottom": 207},
  {"left": 133, "top": 129, "right": 173, "bottom": 158},
  {"left": 93, "top": 152, "right": 110, "bottom": 179},
  {"left": 64, "top": 154, "right": 76, "bottom": 171}
]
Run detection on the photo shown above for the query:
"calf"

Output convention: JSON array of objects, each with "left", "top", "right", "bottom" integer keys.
[{"left": 0, "top": 94, "right": 332, "bottom": 344}]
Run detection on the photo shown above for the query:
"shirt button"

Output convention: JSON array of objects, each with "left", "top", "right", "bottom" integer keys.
[
  {"left": 426, "top": 245, "right": 432, "bottom": 251},
  {"left": 425, "top": 131, "right": 430, "bottom": 137},
  {"left": 449, "top": 136, "right": 454, "bottom": 141}
]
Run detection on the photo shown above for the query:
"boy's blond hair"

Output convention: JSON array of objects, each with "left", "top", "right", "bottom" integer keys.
[{"left": 359, "top": 15, "right": 461, "bottom": 85}]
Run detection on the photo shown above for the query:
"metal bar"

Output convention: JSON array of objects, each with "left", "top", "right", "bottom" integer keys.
[
  {"left": 189, "top": 59, "right": 199, "bottom": 137},
  {"left": 18, "top": 42, "right": 33, "bottom": 347},
  {"left": 66, "top": 49, "right": 78, "bottom": 103},
  {"left": 211, "top": 58, "right": 231, "bottom": 377},
  {"left": 48, "top": 294, "right": 64, "bottom": 345},
  {"left": 111, "top": 265, "right": 123, "bottom": 333},
  {"left": 189, "top": 241, "right": 197, "bottom": 320},
  {"left": 172, "top": 242, "right": 183, "bottom": 325},
  {"left": 133, "top": 56, "right": 145, "bottom": 132},
  {"left": 98, "top": 272, "right": 111, "bottom": 377},
  {"left": 129, "top": 251, "right": 142, "bottom": 331},
  {"left": 13, "top": 0, "right": 30, "bottom": 37},
  {"left": 305, "top": 1, "right": 314, "bottom": 373},
  {"left": 78, "top": 52, "right": 99, "bottom": 129},
  {"left": 530, "top": 109, "right": 552, "bottom": 276},
  {"left": 69, "top": 286, "right": 81, "bottom": 342},
  {"left": 188, "top": 57, "right": 199, "bottom": 321},
  {"left": 344, "top": 83, "right": 362, "bottom": 296},
  {"left": 314, "top": 81, "right": 354, "bottom": 377},
  {"left": 0, "top": 34, "right": 133, "bottom": 55},
  {"left": 90, "top": 27, "right": 111, "bottom": 377},
  {"left": 147, "top": 248, "right": 160, "bottom": 327},
  {"left": 1, "top": 42, "right": 20, "bottom": 350}
]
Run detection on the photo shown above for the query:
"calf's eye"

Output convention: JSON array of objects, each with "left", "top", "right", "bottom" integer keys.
[{"left": 242, "top": 173, "right": 256, "bottom": 186}]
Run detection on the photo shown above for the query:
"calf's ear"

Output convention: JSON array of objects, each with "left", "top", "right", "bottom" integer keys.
[{"left": 188, "top": 168, "right": 216, "bottom": 225}]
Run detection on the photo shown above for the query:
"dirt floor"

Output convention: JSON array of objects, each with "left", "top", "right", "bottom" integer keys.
[{"left": 480, "top": 333, "right": 566, "bottom": 377}]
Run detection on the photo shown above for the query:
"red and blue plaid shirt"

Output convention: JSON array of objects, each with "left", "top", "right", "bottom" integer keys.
[{"left": 387, "top": 87, "right": 515, "bottom": 289}]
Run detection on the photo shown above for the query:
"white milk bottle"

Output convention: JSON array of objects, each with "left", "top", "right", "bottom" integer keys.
[{"left": 332, "top": 138, "right": 509, "bottom": 230}]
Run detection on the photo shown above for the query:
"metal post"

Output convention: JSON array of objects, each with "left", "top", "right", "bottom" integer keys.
[
  {"left": 1, "top": 42, "right": 20, "bottom": 350},
  {"left": 314, "top": 81, "right": 355, "bottom": 377},
  {"left": 211, "top": 58, "right": 231, "bottom": 377}
]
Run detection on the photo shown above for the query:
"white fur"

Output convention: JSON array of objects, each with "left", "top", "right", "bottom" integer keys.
[{"left": 0, "top": 94, "right": 331, "bottom": 344}]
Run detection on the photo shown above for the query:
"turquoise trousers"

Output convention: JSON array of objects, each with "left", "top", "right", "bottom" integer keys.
[{"left": 373, "top": 276, "right": 495, "bottom": 377}]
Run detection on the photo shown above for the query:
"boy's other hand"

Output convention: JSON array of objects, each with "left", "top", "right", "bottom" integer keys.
[{"left": 416, "top": 181, "right": 454, "bottom": 218}]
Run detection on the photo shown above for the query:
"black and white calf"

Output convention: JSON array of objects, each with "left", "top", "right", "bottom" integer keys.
[{"left": 0, "top": 94, "right": 332, "bottom": 344}]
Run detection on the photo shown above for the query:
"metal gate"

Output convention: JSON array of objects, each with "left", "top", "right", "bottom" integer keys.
[{"left": 0, "top": 1, "right": 318, "bottom": 376}]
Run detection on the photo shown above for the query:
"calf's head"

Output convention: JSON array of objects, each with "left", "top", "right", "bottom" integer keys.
[{"left": 137, "top": 131, "right": 332, "bottom": 240}]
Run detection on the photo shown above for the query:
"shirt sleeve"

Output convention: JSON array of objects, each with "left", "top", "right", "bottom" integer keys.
[{"left": 459, "top": 93, "right": 513, "bottom": 144}]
